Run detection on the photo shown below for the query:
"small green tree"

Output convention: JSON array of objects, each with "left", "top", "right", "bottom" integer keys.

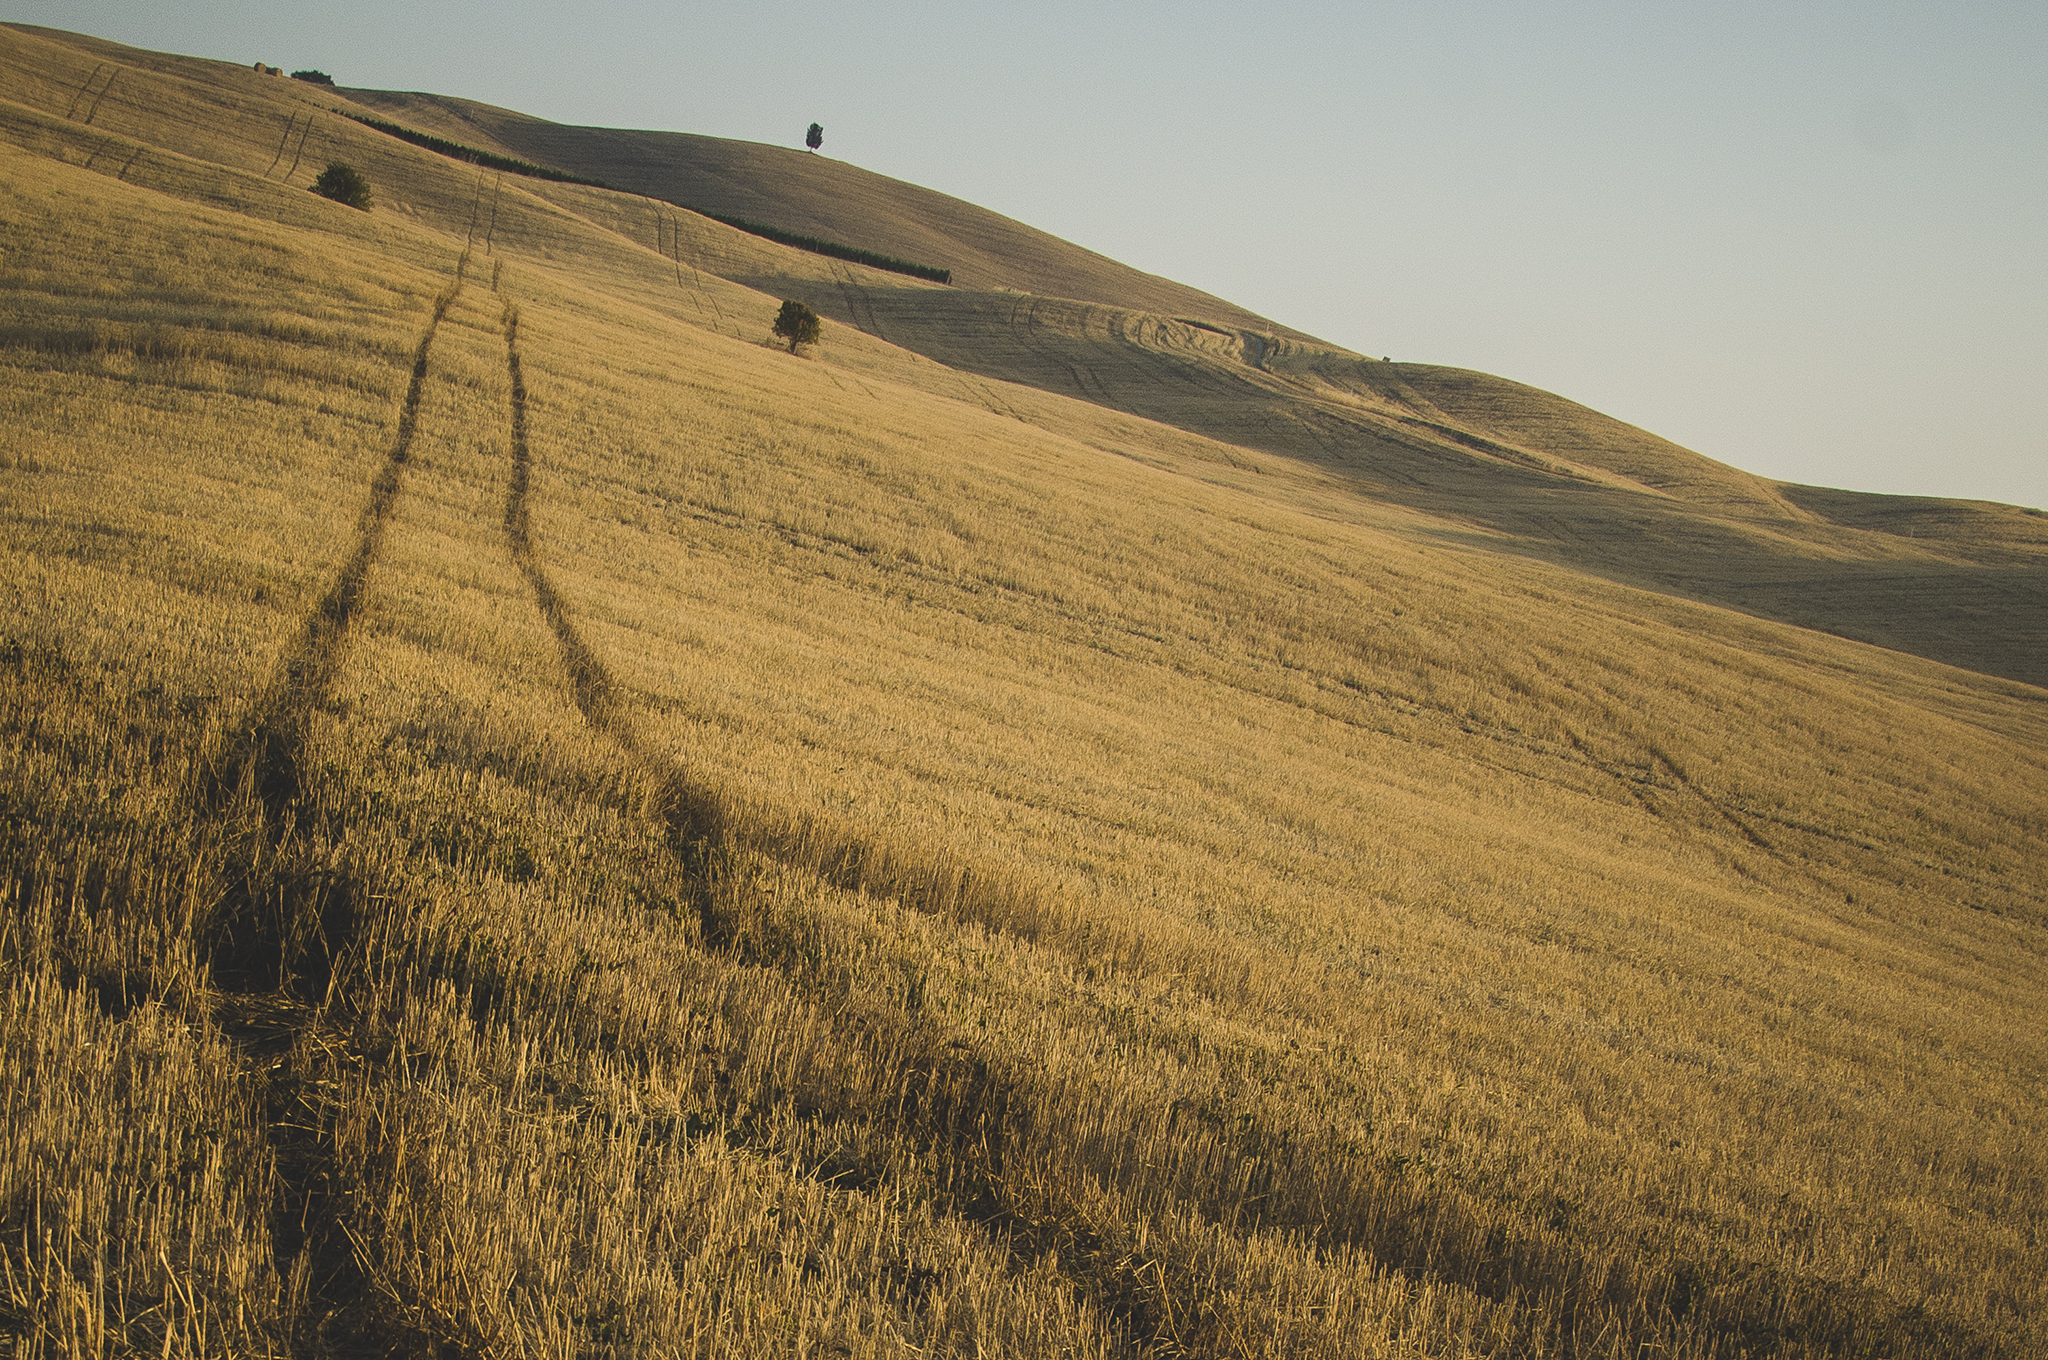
[
  {"left": 805, "top": 122, "right": 823, "bottom": 153},
  {"left": 772, "top": 300, "right": 821, "bottom": 354},
  {"left": 311, "top": 161, "right": 372, "bottom": 210}
]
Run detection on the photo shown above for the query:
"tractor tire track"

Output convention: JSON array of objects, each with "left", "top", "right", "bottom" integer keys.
[
  {"left": 493, "top": 290, "right": 1078, "bottom": 952},
  {"left": 1564, "top": 721, "right": 1786, "bottom": 859},
  {"left": 62, "top": 64, "right": 105, "bottom": 121},
  {"left": 79, "top": 132, "right": 118, "bottom": 171},
  {"left": 477, "top": 297, "right": 1915, "bottom": 1360},
  {"left": 832, "top": 262, "right": 887, "bottom": 343},
  {"left": 667, "top": 209, "right": 725, "bottom": 331},
  {"left": 486, "top": 297, "right": 1172, "bottom": 1339},
  {"left": 462, "top": 169, "right": 485, "bottom": 247},
  {"left": 263, "top": 112, "right": 300, "bottom": 177},
  {"left": 1562, "top": 726, "right": 1662, "bottom": 817},
  {"left": 483, "top": 174, "right": 503, "bottom": 253},
  {"left": 1016, "top": 297, "right": 1109, "bottom": 403},
  {"left": 216, "top": 277, "right": 462, "bottom": 821},
  {"left": 679, "top": 235, "right": 719, "bottom": 327},
  {"left": 500, "top": 302, "right": 628, "bottom": 739},
  {"left": 281, "top": 116, "right": 314, "bottom": 185},
  {"left": 79, "top": 69, "right": 119, "bottom": 128},
  {"left": 489, "top": 301, "right": 1178, "bottom": 980},
  {"left": 961, "top": 370, "right": 1021, "bottom": 421},
  {"left": 179, "top": 271, "right": 473, "bottom": 1359},
  {"left": 1639, "top": 740, "right": 1785, "bottom": 860},
  {"left": 496, "top": 289, "right": 733, "bottom": 954}
]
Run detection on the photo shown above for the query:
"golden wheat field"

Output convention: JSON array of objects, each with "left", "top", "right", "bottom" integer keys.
[{"left": 2, "top": 22, "right": 2044, "bottom": 1360}]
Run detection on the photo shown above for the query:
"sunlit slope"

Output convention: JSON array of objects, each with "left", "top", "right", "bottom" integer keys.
[
  {"left": 0, "top": 23, "right": 897, "bottom": 332},
  {"left": 335, "top": 85, "right": 1313, "bottom": 338},
  {"left": 4, "top": 23, "right": 2048, "bottom": 1359},
  {"left": 5, "top": 127, "right": 2047, "bottom": 1356},
  {"left": 1397, "top": 365, "right": 2048, "bottom": 683},
  {"left": 18, "top": 21, "right": 2040, "bottom": 687},
  {"left": 342, "top": 78, "right": 2048, "bottom": 689},
  {"left": 730, "top": 273, "right": 2048, "bottom": 685}
]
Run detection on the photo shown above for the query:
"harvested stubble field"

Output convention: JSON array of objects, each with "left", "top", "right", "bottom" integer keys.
[{"left": 2, "top": 22, "right": 2045, "bottom": 1360}]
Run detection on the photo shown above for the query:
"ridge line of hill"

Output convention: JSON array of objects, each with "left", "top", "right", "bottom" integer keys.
[
  {"left": 330, "top": 83, "right": 1319, "bottom": 339},
  {"left": 339, "top": 106, "right": 955, "bottom": 283}
]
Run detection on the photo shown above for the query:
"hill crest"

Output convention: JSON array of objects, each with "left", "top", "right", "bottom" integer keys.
[
  {"left": 331, "top": 80, "right": 2048, "bottom": 691},
  {"left": 337, "top": 85, "right": 1316, "bottom": 339}
]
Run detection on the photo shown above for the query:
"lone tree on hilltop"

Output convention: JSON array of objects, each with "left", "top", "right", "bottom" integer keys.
[
  {"left": 311, "top": 161, "right": 372, "bottom": 210},
  {"left": 805, "top": 122, "right": 823, "bottom": 153},
  {"left": 290, "top": 69, "right": 334, "bottom": 85},
  {"left": 773, "top": 299, "right": 821, "bottom": 353}
]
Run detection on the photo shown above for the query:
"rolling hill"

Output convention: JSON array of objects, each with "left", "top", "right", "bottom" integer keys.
[
  {"left": 2, "top": 22, "right": 2044, "bottom": 1360},
  {"left": 343, "top": 82, "right": 2048, "bottom": 692}
]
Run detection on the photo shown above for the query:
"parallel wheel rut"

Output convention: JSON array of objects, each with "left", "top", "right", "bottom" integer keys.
[{"left": 195, "top": 264, "right": 474, "bottom": 1358}]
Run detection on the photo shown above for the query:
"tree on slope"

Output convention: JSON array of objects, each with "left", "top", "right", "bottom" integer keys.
[
  {"left": 773, "top": 299, "right": 821, "bottom": 353},
  {"left": 806, "top": 122, "right": 823, "bottom": 153},
  {"left": 311, "top": 161, "right": 371, "bottom": 210}
]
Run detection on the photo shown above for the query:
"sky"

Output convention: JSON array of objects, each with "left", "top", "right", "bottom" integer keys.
[{"left": 14, "top": 0, "right": 2047, "bottom": 509}]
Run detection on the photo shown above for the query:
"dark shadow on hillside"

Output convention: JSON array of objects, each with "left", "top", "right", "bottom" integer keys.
[{"left": 744, "top": 274, "right": 2048, "bottom": 691}]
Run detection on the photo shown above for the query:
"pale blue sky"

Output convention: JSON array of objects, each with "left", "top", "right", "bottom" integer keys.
[{"left": 13, "top": 1, "right": 2046, "bottom": 508}]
